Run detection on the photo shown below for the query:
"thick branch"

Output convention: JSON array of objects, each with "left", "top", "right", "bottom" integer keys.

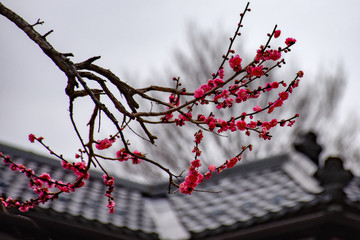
[
  {"left": 0, "top": 3, "right": 76, "bottom": 79},
  {"left": 75, "top": 62, "right": 139, "bottom": 110}
]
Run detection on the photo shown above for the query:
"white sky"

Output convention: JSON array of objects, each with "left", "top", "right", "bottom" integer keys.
[{"left": 1, "top": 0, "right": 360, "bottom": 161}]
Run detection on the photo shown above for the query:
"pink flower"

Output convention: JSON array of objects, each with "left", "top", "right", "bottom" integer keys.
[
  {"left": 191, "top": 159, "right": 201, "bottom": 168},
  {"left": 10, "top": 164, "right": 18, "bottom": 171},
  {"left": 222, "top": 89, "right": 230, "bottom": 98},
  {"left": 62, "top": 161, "right": 72, "bottom": 170},
  {"left": 208, "top": 164, "right": 216, "bottom": 172},
  {"left": 250, "top": 65, "right": 264, "bottom": 77},
  {"left": 175, "top": 119, "right": 185, "bottom": 127},
  {"left": 237, "top": 89, "right": 249, "bottom": 102},
  {"left": 279, "top": 91, "right": 289, "bottom": 100},
  {"left": 200, "top": 84, "right": 209, "bottom": 92},
  {"left": 104, "top": 176, "right": 115, "bottom": 187},
  {"left": 264, "top": 83, "right": 272, "bottom": 91},
  {"left": 226, "top": 157, "right": 237, "bottom": 168},
  {"left": 220, "top": 120, "right": 228, "bottom": 129},
  {"left": 194, "top": 88, "right": 205, "bottom": 98},
  {"left": 132, "top": 150, "right": 143, "bottom": 164},
  {"left": 133, "top": 150, "right": 142, "bottom": 156},
  {"left": 274, "top": 30, "right": 281, "bottom": 38},
  {"left": 269, "top": 50, "right": 281, "bottom": 61},
  {"left": 19, "top": 204, "right": 30, "bottom": 212},
  {"left": 207, "top": 79, "right": 215, "bottom": 89},
  {"left": 74, "top": 161, "right": 86, "bottom": 170},
  {"left": 95, "top": 138, "right": 114, "bottom": 150},
  {"left": 214, "top": 78, "right": 224, "bottom": 86},
  {"left": 116, "top": 148, "right": 129, "bottom": 161},
  {"left": 229, "top": 55, "right": 242, "bottom": 72},
  {"left": 194, "top": 130, "right": 203, "bottom": 144},
  {"left": 297, "top": 70, "right": 304, "bottom": 78},
  {"left": 132, "top": 157, "right": 142, "bottom": 164},
  {"left": 57, "top": 182, "right": 71, "bottom": 193},
  {"left": 197, "top": 114, "right": 206, "bottom": 122},
  {"left": 204, "top": 172, "right": 212, "bottom": 180},
  {"left": 229, "top": 119, "right": 236, "bottom": 132},
  {"left": 39, "top": 173, "right": 51, "bottom": 181},
  {"left": 208, "top": 122, "right": 216, "bottom": 131},
  {"left": 107, "top": 200, "right": 115, "bottom": 213},
  {"left": 253, "top": 105, "right": 262, "bottom": 112},
  {"left": 219, "top": 69, "right": 225, "bottom": 79},
  {"left": 247, "top": 121, "right": 257, "bottom": 128},
  {"left": 179, "top": 112, "right": 192, "bottom": 121},
  {"left": 268, "top": 99, "right": 283, "bottom": 113},
  {"left": 236, "top": 120, "right": 246, "bottom": 131},
  {"left": 179, "top": 182, "right": 193, "bottom": 194},
  {"left": 270, "top": 119, "right": 278, "bottom": 127},
  {"left": 107, "top": 200, "right": 115, "bottom": 208},
  {"left": 285, "top": 38, "right": 296, "bottom": 46},
  {"left": 255, "top": 49, "right": 264, "bottom": 62},
  {"left": 161, "top": 112, "right": 173, "bottom": 122},
  {"left": 197, "top": 173, "right": 204, "bottom": 183},
  {"left": 271, "top": 82, "right": 279, "bottom": 88},
  {"left": 288, "top": 120, "right": 296, "bottom": 127},
  {"left": 262, "top": 121, "right": 271, "bottom": 130},
  {"left": 28, "top": 134, "right": 36, "bottom": 143}
]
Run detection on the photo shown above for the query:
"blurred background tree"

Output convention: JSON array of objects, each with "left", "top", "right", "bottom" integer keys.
[{"left": 112, "top": 24, "right": 359, "bottom": 183}]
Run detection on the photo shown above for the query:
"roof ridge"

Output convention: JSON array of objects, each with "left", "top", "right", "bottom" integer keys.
[{"left": 282, "top": 153, "right": 322, "bottom": 194}]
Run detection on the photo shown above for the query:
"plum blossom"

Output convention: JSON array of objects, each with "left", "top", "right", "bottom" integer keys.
[
  {"left": 194, "top": 88, "right": 205, "bottom": 98},
  {"left": 236, "top": 120, "right": 246, "bottom": 131},
  {"left": 297, "top": 70, "right": 304, "bottom": 78},
  {"left": 271, "top": 82, "right": 279, "bottom": 88},
  {"left": 226, "top": 157, "right": 238, "bottom": 168},
  {"left": 96, "top": 138, "right": 114, "bottom": 150},
  {"left": 219, "top": 68, "right": 225, "bottom": 79},
  {"left": 279, "top": 91, "right": 289, "bottom": 100},
  {"left": 208, "top": 164, "right": 216, "bottom": 172},
  {"left": 274, "top": 30, "right": 281, "bottom": 38},
  {"left": 253, "top": 105, "right": 262, "bottom": 112},
  {"left": 229, "top": 54, "right": 242, "bottom": 72},
  {"left": 249, "top": 65, "right": 264, "bottom": 77},
  {"left": 28, "top": 134, "right": 36, "bottom": 143},
  {"left": 285, "top": 37, "right": 296, "bottom": 46},
  {"left": 268, "top": 50, "right": 281, "bottom": 61}
]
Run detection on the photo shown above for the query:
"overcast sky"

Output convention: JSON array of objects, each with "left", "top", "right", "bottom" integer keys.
[{"left": 1, "top": 0, "right": 360, "bottom": 162}]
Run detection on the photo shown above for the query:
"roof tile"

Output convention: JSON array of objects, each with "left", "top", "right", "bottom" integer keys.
[{"left": 3, "top": 143, "right": 360, "bottom": 240}]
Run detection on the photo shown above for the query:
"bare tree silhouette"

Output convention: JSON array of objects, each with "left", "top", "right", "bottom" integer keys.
[{"left": 120, "top": 24, "right": 358, "bottom": 182}]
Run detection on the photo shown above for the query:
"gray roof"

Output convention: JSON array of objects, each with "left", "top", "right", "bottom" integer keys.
[
  {"left": 1, "top": 143, "right": 360, "bottom": 240},
  {"left": 0, "top": 143, "right": 159, "bottom": 240}
]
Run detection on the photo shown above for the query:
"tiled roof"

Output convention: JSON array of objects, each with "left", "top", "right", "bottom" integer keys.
[
  {"left": 168, "top": 155, "right": 322, "bottom": 239},
  {"left": 1, "top": 143, "right": 360, "bottom": 240},
  {"left": 0, "top": 143, "right": 159, "bottom": 240}
]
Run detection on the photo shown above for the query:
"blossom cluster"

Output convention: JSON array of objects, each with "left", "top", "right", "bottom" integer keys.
[
  {"left": 0, "top": 134, "right": 98, "bottom": 212},
  {"left": 175, "top": 29, "right": 302, "bottom": 194},
  {"left": 116, "top": 148, "right": 143, "bottom": 164},
  {"left": 0, "top": 3, "right": 304, "bottom": 211},
  {"left": 0, "top": 134, "right": 140, "bottom": 213},
  {"left": 0, "top": 151, "right": 89, "bottom": 212},
  {"left": 179, "top": 159, "right": 204, "bottom": 194},
  {"left": 180, "top": 131, "right": 252, "bottom": 194},
  {"left": 175, "top": 33, "right": 301, "bottom": 134},
  {"left": 96, "top": 138, "right": 115, "bottom": 150},
  {"left": 103, "top": 174, "right": 115, "bottom": 213}
]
